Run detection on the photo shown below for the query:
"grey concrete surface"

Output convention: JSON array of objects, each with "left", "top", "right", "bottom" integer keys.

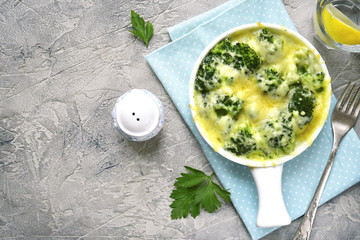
[{"left": 0, "top": 0, "right": 359, "bottom": 239}]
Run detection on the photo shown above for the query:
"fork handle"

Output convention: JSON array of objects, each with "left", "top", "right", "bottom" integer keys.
[{"left": 293, "top": 141, "right": 340, "bottom": 240}]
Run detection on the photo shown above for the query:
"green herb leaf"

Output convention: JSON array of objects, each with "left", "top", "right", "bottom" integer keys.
[
  {"left": 195, "top": 180, "right": 222, "bottom": 213},
  {"left": 174, "top": 166, "right": 208, "bottom": 188},
  {"left": 129, "top": 10, "right": 154, "bottom": 47},
  {"left": 170, "top": 166, "right": 231, "bottom": 219}
]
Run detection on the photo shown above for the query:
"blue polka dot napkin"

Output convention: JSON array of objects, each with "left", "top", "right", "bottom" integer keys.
[{"left": 146, "top": 0, "right": 360, "bottom": 239}]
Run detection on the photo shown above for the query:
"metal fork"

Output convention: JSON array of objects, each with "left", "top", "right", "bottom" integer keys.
[{"left": 293, "top": 82, "right": 360, "bottom": 240}]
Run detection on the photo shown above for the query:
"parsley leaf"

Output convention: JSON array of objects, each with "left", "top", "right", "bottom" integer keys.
[
  {"left": 129, "top": 10, "right": 154, "bottom": 47},
  {"left": 170, "top": 166, "right": 231, "bottom": 219}
]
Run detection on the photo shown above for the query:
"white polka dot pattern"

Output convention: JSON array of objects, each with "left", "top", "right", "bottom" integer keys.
[{"left": 146, "top": 0, "right": 360, "bottom": 239}]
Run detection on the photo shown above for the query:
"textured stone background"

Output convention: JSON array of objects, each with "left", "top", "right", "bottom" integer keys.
[{"left": 0, "top": 0, "right": 359, "bottom": 239}]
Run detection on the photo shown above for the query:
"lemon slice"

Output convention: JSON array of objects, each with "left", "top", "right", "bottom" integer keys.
[{"left": 322, "top": 3, "right": 360, "bottom": 45}]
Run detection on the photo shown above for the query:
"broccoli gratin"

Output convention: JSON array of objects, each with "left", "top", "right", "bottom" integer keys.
[{"left": 192, "top": 26, "right": 331, "bottom": 161}]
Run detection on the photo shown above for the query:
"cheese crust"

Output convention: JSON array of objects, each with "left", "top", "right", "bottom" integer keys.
[{"left": 192, "top": 26, "right": 331, "bottom": 161}]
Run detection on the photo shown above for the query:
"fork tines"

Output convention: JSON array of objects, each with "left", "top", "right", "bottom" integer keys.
[{"left": 336, "top": 82, "right": 360, "bottom": 115}]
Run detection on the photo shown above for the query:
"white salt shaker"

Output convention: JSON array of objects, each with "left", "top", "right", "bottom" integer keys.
[{"left": 112, "top": 89, "right": 164, "bottom": 141}]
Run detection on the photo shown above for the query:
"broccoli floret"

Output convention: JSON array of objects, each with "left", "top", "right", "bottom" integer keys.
[
  {"left": 256, "top": 68, "right": 284, "bottom": 93},
  {"left": 288, "top": 86, "right": 316, "bottom": 128},
  {"left": 256, "top": 28, "right": 284, "bottom": 64},
  {"left": 300, "top": 72, "right": 325, "bottom": 93},
  {"left": 258, "top": 29, "right": 274, "bottom": 43},
  {"left": 195, "top": 38, "right": 262, "bottom": 94},
  {"left": 262, "top": 111, "right": 295, "bottom": 152},
  {"left": 212, "top": 38, "right": 261, "bottom": 72},
  {"left": 293, "top": 48, "right": 320, "bottom": 74},
  {"left": 225, "top": 124, "right": 257, "bottom": 155},
  {"left": 212, "top": 38, "right": 233, "bottom": 55},
  {"left": 195, "top": 53, "right": 221, "bottom": 94},
  {"left": 213, "top": 94, "right": 244, "bottom": 118},
  {"left": 232, "top": 42, "right": 262, "bottom": 72},
  {"left": 293, "top": 48, "right": 325, "bottom": 93}
]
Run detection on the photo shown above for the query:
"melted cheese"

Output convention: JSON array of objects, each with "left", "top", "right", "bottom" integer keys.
[{"left": 192, "top": 26, "right": 331, "bottom": 161}]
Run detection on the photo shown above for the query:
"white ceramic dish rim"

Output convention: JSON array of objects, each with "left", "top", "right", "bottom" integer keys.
[{"left": 189, "top": 23, "right": 332, "bottom": 168}]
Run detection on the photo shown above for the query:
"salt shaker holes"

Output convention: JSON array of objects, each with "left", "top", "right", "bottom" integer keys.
[{"left": 132, "top": 112, "right": 140, "bottom": 121}]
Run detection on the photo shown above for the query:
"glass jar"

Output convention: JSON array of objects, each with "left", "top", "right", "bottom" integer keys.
[{"left": 313, "top": 0, "right": 360, "bottom": 52}]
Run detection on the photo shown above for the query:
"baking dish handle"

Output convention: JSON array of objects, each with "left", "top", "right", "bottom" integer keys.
[{"left": 250, "top": 164, "right": 291, "bottom": 228}]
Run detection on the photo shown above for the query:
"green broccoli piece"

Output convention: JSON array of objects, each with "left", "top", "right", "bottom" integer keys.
[
  {"left": 256, "top": 68, "right": 284, "bottom": 93},
  {"left": 293, "top": 48, "right": 318, "bottom": 74},
  {"left": 297, "top": 64, "right": 307, "bottom": 74},
  {"left": 262, "top": 111, "right": 295, "bottom": 152},
  {"left": 214, "top": 94, "right": 244, "bottom": 118},
  {"left": 212, "top": 38, "right": 233, "bottom": 55},
  {"left": 225, "top": 124, "right": 257, "bottom": 156},
  {"left": 212, "top": 38, "right": 261, "bottom": 72},
  {"left": 195, "top": 53, "right": 221, "bottom": 94},
  {"left": 300, "top": 72, "right": 325, "bottom": 93},
  {"left": 258, "top": 29, "right": 274, "bottom": 43},
  {"left": 293, "top": 48, "right": 326, "bottom": 93},
  {"left": 194, "top": 38, "right": 262, "bottom": 94},
  {"left": 232, "top": 42, "right": 262, "bottom": 72},
  {"left": 288, "top": 86, "right": 316, "bottom": 128},
  {"left": 257, "top": 29, "right": 284, "bottom": 58}
]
